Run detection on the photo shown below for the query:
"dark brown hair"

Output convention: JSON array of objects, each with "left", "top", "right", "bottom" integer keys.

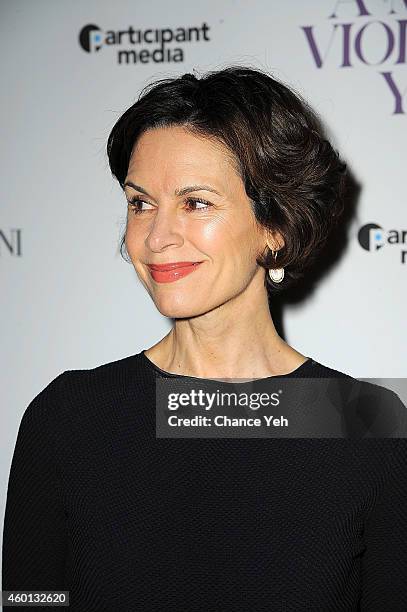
[{"left": 107, "top": 65, "right": 347, "bottom": 293}]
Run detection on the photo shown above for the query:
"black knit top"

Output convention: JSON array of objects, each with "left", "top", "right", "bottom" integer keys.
[{"left": 2, "top": 351, "right": 407, "bottom": 611}]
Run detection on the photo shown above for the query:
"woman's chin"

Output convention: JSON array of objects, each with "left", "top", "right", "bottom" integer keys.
[{"left": 152, "top": 295, "right": 209, "bottom": 319}]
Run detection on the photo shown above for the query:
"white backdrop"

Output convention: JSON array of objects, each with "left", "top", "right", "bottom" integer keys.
[{"left": 1, "top": 0, "right": 406, "bottom": 584}]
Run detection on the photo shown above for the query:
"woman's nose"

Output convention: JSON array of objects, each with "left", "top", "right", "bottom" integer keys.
[{"left": 145, "top": 208, "right": 184, "bottom": 253}]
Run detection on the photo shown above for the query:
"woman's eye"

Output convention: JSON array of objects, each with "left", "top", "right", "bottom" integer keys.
[
  {"left": 127, "top": 197, "right": 212, "bottom": 214},
  {"left": 186, "top": 198, "right": 212, "bottom": 212},
  {"left": 127, "top": 196, "right": 151, "bottom": 215},
  {"left": 127, "top": 197, "right": 154, "bottom": 213}
]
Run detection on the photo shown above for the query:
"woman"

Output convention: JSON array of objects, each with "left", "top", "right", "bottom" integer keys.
[{"left": 3, "top": 65, "right": 407, "bottom": 611}]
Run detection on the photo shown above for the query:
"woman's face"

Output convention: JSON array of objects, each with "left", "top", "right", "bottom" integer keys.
[{"left": 124, "top": 125, "right": 272, "bottom": 318}]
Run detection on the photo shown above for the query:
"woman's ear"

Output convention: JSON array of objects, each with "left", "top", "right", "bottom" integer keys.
[{"left": 265, "top": 230, "right": 285, "bottom": 252}]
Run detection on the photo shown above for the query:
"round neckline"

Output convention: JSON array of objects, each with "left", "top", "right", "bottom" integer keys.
[{"left": 139, "top": 350, "right": 316, "bottom": 383}]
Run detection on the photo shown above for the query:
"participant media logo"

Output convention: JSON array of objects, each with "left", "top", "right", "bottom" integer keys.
[
  {"left": 358, "top": 222, "right": 407, "bottom": 263},
  {"left": 78, "top": 22, "right": 211, "bottom": 64},
  {"left": 79, "top": 24, "right": 103, "bottom": 53}
]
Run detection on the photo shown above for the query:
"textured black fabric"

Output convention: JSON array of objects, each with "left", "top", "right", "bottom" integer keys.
[{"left": 2, "top": 351, "right": 407, "bottom": 611}]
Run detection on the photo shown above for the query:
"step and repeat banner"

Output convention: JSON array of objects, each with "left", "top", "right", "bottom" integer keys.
[{"left": 1, "top": 0, "right": 406, "bottom": 578}]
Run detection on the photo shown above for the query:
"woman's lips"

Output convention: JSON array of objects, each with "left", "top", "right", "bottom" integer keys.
[{"left": 146, "top": 261, "right": 203, "bottom": 283}]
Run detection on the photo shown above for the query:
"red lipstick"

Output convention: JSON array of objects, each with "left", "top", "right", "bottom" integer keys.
[{"left": 146, "top": 261, "right": 203, "bottom": 283}]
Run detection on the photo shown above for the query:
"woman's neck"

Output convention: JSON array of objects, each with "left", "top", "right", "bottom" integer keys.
[{"left": 144, "top": 287, "right": 307, "bottom": 379}]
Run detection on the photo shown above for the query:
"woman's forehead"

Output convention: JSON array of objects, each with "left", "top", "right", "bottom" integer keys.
[
  {"left": 127, "top": 129, "right": 240, "bottom": 189},
  {"left": 132, "top": 127, "right": 226, "bottom": 159}
]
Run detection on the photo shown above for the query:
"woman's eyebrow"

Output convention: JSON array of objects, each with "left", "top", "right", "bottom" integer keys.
[{"left": 123, "top": 181, "right": 221, "bottom": 197}]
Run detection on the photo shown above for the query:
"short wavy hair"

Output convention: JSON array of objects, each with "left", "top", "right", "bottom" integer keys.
[{"left": 107, "top": 65, "right": 347, "bottom": 293}]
